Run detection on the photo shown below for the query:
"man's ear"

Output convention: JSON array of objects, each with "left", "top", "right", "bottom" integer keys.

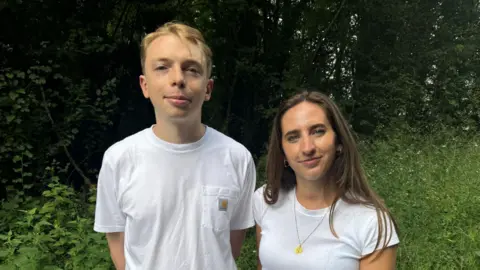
[
  {"left": 139, "top": 75, "right": 149, "bottom": 99},
  {"left": 204, "top": 79, "right": 214, "bottom": 101}
]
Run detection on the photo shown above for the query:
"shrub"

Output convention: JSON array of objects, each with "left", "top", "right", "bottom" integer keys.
[{"left": 0, "top": 173, "right": 112, "bottom": 270}]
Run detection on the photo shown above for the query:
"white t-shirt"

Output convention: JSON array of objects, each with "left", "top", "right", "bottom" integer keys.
[
  {"left": 253, "top": 185, "right": 399, "bottom": 270},
  {"left": 94, "top": 125, "right": 256, "bottom": 270}
]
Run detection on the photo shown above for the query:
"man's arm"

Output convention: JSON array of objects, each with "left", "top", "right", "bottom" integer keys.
[
  {"left": 230, "top": 229, "right": 247, "bottom": 259},
  {"left": 106, "top": 232, "right": 126, "bottom": 270},
  {"left": 229, "top": 154, "right": 257, "bottom": 259},
  {"left": 255, "top": 224, "right": 262, "bottom": 270},
  {"left": 94, "top": 150, "right": 127, "bottom": 269}
]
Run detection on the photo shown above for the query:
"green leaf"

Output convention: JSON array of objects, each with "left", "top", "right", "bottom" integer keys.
[
  {"left": 6, "top": 115, "right": 15, "bottom": 123},
  {"left": 24, "top": 150, "right": 33, "bottom": 158},
  {"left": 17, "top": 88, "right": 26, "bottom": 94},
  {"left": 455, "top": 44, "right": 465, "bottom": 53},
  {"left": 37, "top": 220, "right": 52, "bottom": 227},
  {"left": 0, "top": 250, "right": 8, "bottom": 258},
  {"left": 27, "top": 208, "right": 37, "bottom": 215},
  {"left": 9, "top": 91, "right": 18, "bottom": 100},
  {"left": 18, "top": 247, "right": 38, "bottom": 255},
  {"left": 16, "top": 72, "right": 25, "bottom": 79}
]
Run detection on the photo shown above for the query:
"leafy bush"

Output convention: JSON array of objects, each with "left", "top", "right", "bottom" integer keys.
[{"left": 0, "top": 172, "right": 112, "bottom": 270}]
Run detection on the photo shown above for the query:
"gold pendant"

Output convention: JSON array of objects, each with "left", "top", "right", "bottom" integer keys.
[{"left": 295, "top": 245, "right": 303, "bottom": 254}]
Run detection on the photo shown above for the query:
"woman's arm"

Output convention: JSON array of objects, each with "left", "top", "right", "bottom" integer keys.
[{"left": 359, "top": 245, "right": 398, "bottom": 270}]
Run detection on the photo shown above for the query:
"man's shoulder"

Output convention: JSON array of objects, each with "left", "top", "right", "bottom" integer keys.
[
  {"left": 102, "top": 128, "right": 149, "bottom": 164},
  {"left": 206, "top": 126, "right": 254, "bottom": 162}
]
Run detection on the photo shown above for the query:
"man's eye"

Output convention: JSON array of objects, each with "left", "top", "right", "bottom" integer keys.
[
  {"left": 156, "top": 66, "right": 167, "bottom": 70},
  {"left": 186, "top": 67, "right": 199, "bottom": 73}
]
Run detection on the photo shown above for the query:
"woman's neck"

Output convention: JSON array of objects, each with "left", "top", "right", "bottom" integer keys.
[{"left": 295, "top": 179, "right": 337, "bottom": 210}]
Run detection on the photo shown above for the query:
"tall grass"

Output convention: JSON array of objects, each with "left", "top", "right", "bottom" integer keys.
[{"left": 237, "top": 132, "right": 480, "bottom": 270}]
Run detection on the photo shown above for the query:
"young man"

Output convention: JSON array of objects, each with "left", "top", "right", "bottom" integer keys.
[{"left": 94, "top": 22, "right": 256, "bottom": 270}]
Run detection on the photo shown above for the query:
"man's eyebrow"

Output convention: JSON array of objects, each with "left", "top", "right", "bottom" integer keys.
[
  {"left": 152, "top": 58, "right": 203, "bottom": 68},
  {"left": 183, "top": 59, "right": 203, "bottom": 68},
  {"left": 152, "top": 57, "right": 171, "bottom": 63}
]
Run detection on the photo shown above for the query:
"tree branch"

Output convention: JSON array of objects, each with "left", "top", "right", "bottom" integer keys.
[
  {"left": 221, "top": 66, "right": 239, "bottom": 135},
  {"left": 302, "top": 0, "right": 347, "bottom": 82},
  {"left": 113, "top": 1, "right": 130, "bottom": 38},
  {"left": 40, "top": 88, "right": 91, "bottom": 186}
]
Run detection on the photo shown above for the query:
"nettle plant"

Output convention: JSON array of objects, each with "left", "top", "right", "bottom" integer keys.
[{"left": 0, "top": 167, "right": 112, "bottom": 269}]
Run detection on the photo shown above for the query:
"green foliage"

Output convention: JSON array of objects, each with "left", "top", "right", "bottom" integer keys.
[
  {"left": 0, "top": 175, "right": 112, "bottom": 269},
  {"left": 361, "top": 132, "right": 480, "bottom": 269}
]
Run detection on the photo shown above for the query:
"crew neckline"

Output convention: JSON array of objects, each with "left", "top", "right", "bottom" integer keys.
[
  {"left": 145, "top": 124, "right": 211, "bottom": 153},
  {"left": 291, "top": 188, "right": 332, "bottom": 218}
]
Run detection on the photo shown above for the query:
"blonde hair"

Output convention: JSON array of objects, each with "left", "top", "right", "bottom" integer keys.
[{"left": 140, "top": 21, "right": 213, "bottom": 77}]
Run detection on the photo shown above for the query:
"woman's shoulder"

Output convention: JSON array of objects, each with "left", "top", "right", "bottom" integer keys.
[
  {"left": 254, "top": 184, "right": 292, "bottom": 204},
  {"left": 253, "top": 184, "right": 293, "bottom": 225},
  {"left": 335, "top": 195, "right": 399, "bottom": 255}
]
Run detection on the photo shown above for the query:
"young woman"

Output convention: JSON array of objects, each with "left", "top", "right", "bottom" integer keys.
[{"left": 254, "top": 91, "right": 399, "bottom": 270}]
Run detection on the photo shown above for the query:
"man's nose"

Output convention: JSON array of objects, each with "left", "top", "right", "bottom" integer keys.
[{"left": 170, "top": 66, "right": 185, "bottom": 88}]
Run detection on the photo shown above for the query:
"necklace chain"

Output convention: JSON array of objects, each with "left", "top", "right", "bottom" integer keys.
[{"left": 293, "top": 188, "right": 327, "bottom": 254}]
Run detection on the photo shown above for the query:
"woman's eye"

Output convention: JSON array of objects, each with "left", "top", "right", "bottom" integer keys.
[{"left": 287, "top": 135, "right": 299, "bottom": 142}]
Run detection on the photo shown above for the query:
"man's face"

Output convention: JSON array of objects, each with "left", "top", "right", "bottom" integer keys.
[{"left": 139, "top": 34, "right": 213, "bottom": 122}]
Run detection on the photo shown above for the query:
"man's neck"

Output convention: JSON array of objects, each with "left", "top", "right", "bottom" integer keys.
[
  {"left": 295, "top": 178, "right": 337, "bottom": 210},
  {"left": 152, "top": 117, "right": 206, "bottom": 144}
]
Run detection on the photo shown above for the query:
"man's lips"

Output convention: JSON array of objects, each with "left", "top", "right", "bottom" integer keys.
[
  {"left": 164, "top": 95, "right": 191, "bottom": 101},
  {"left": 164, "top": 95, "right": 191, "bottom": 106}
]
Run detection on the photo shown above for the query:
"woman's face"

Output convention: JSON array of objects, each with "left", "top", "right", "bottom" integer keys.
[{"left": 281, "top": 101, "right": 338, "bottom": 183}]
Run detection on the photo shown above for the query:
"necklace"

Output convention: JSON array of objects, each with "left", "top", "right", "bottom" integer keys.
[{"left": 293, "top": 188, "right": 327, "bottom": 254}]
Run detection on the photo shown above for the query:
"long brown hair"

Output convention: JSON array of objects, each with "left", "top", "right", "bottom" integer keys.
[{"left": 264, "top": 90, "right": 398, "bottom": 255}]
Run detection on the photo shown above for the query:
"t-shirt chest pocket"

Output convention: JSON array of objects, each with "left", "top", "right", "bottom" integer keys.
[{"left": 201, "top": 185, "right": 239, "bottom": 232}]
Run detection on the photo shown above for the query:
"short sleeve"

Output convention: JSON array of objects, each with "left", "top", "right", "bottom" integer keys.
[
  {"left": 230, "top": 155, "right": 257, "bottom": 230},
  {"left": 93, "top": 151, "right": 126, "bottom": 233},
  {"left": 361, "top": 212, "right": 399, "bottom": 256},
  {"left": 253, "top": 185, "right": 267, "bottom": 227}
]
